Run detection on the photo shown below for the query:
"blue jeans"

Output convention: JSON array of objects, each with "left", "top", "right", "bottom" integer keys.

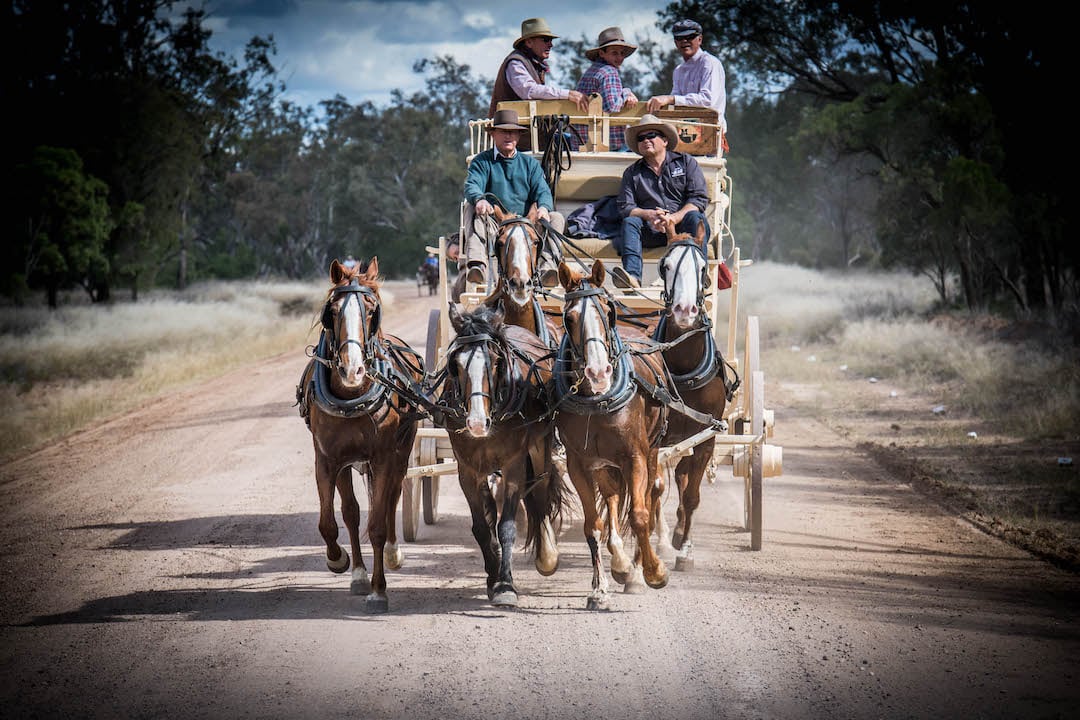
[{"left": 614, "top": 211, "right": 711, "bottom": 280}]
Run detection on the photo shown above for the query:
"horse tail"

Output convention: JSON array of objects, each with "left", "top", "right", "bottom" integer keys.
[{"left": 521, "top": 433, "right": 570, "bottom": 554}]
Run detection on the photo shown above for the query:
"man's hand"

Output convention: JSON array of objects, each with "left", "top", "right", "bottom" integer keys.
[
  {"left": 567, "top": 90, "right": 590, "bottom": 114},
  {"left": 475, "top": 198, "right": 494, "bottom": 215},
  {"left": 536, "top": 206, "right": 551, "bottom": 223},
  {"left": 624, "top": 92, "right": 639, "bottom": 109},
  {"left": 646, "top": 94, "right": 675, "bottom": 113}
]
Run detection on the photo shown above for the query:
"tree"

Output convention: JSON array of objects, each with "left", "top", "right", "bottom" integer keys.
[{"left": 11, "top": 147, "right": 112, "bottom": 308}]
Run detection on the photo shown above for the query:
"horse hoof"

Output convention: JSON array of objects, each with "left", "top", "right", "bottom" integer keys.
[
  {"left": 585, "top": 595, "right": 610, "bottom": 611},
  {"left": 350, "top": 569, "right": 371, "bottom": 595},
  {"left": 671, "top": 531, "right": 684, "bottom": 549},
  {"left": 646, "top": 565, "right": 670, "bottom": 590},
  {"left": 384, "top": 544, "right": 404, "bottom": 571},
  {"left": 675, "top": 556, "right": 694, "bottom": 572},
  {"left": 491, "top": 590, "right": 519, "bottom": 608},
  {"left": 622, "top": 581, "right": 648, "bottom": 595},
  {"left": 535, "top": 557, "right": 559, "bottom": 577},
  {"left": 365, "top": 593, "right": 389, "bottom": 614},
  {"left": 326, "top": 548, "right": 350, "bottom": 574},
  {"left": 610, "top": 568, "right": 630, "bottom": 585}
]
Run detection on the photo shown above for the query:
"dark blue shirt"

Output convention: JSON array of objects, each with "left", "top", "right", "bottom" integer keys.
[{"left": 616, "top": 150, "right": 709, "bottom": 217}]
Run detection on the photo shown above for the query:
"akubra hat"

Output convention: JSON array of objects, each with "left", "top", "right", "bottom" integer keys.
[
  {"left": 624, "top": 114, "right": 679, "bottom": 154},
  {"left": 485, "top": 109, "right": 528, "bottom": 133},
  {"left": 585, "top": 27, "right": 637, "bottom": 61},
  {"left": 514, "top": 18, "right": 558, "bottom": 49}
]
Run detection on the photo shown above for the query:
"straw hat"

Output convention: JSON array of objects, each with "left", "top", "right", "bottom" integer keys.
[
  {"left": 624, "top": 114, "right": 680, "bottom": 154},
  {"left": 485, "top": 109, "right": 527, "bottom": 133},
  {"left": 514, "top": 18, "right": 558, "bottom": 49},
  {"left": 585, "top": 27, "right": 637, "bottom": 61}
]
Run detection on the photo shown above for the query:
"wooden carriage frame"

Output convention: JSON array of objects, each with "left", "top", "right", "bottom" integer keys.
[{"left": 403, "top": 99, "right": 782, "bottom": 550}]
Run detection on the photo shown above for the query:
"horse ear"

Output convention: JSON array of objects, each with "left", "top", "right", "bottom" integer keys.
[
  {"left": 590, "top": 259, "right": 605, "bottom": 287},
  {"left": 493, "top": 205, "right": 508, "bottom": 223},
  {"left": 694, "top": 219, "right": 706, "bottom": 246},
  {"left": 448, "top": 302, "right": 464, "bottom": 331},
  {"left": 525, "top": 204, "right": 539, "bottom": 223},
  {"left": 329, "top": 259, "right": 346, "bottom": 283},
  {"left": 664, "top": 217, "right": 679, "bottom": 244},
  {"left": 557, "top": 261, "right": 571, "bottom": 289},
  {"left": 365, "top": 256, "right": 380, "bottom": 281}
]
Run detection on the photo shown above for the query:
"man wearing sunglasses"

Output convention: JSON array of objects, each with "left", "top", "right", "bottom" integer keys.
[
  {"left": 611, "top": 115, "right": 710, "bottom": 289},
  {"left": 645, "top": 19, "right": 727, "bottom": 151},
  {"left": 489, "top": 17, "right": 590, "bottom": 151}
]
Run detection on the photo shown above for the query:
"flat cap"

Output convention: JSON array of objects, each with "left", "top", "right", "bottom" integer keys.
[{"left": 672, "top": 19, "right": 703, "bottom": 38}]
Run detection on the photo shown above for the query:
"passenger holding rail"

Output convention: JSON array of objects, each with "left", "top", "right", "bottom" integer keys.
[
  {"left": 489, "top": 17, "right": 590, "bottom": 151},
  {"left": 461, "top": 109, "right": 565, "bottom": 288},
  {"left": 573, "top": 27, "right": 639, "bottom": 151},
  {"left": 644, "top": 19, "right": 728, "bottom": 151},
  {"left": 611, "top": 115, "right": 710, "bottom": 289}
]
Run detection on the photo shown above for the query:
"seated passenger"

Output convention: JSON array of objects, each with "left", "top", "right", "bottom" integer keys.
[{"left": 612, "top": 115, "right": 710, "bottom": 289}]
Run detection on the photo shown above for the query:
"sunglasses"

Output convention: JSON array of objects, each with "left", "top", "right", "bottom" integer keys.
[
  {"left": 675, "top": 34, "right": 700, "bottom": 43},
  {"left": 638, "top": 132, "right": 663, "bottom": 142}
]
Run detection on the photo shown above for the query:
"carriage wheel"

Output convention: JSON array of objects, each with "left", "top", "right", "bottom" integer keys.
[
  {"left": 750, "top": 370, "right": 765, "bottom": 551},
  {"left": 421, "top": 308, "right": 443, "bottom": 525},
  {"left": 402, "top": 475, "right": 421, "bottom": 542},
  {"left": 741, "top": 316, "right": 761, "bottom": 531}
]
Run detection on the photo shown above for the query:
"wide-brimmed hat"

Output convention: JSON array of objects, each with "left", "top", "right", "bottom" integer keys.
[
  {"left": 585, "top": 26, "right": 637, "bottom": 61},
  {"left": 672, "top": 19, "right": 703, "bottom": 38},
  {"left": 514, "top": 18, "right": 558, "bottom": 49},
  {"left": 625, "top": 114, "right": 679, "bottom": 154},
  {"left": 485, "top": 109, "right": 527, "bottom": 133}
]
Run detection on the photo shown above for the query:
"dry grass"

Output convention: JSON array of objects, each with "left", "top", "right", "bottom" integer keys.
[
  {"left": 727, "top": 261, "right": 1080, "bottom": 570},
  {"left": 0, "top": 279, "right": 329, "bottom": 460}
]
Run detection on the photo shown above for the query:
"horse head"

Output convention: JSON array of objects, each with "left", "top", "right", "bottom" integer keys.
[
  {"left": 447, "top": 302, "right": 510, "bottom": 438},
  {"left": 322, "top": 256, "right": 382, "bottom": 388},
  {"left": 558, "top": 259, "right": 616, "bottom": 395},
  {"left": 492, "top": 205, "right": 541, "bottom": 307},
  {"left": 660, "top": 220, "right": 709, "bottom": 330}
]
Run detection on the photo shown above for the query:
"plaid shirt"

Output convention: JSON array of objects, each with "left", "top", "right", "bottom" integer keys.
[{"left": 574, "top": 61, "right": 632, "bottom": 150}]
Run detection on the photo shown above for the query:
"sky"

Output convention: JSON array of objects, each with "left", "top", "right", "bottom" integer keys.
[{"left": 172, "top": 0, "right": 678, "bottom": 111}]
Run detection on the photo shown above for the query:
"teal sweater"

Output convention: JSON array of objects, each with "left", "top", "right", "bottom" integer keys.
[{"left": 463, "top": 149, "right": 553, "bottom": 214}]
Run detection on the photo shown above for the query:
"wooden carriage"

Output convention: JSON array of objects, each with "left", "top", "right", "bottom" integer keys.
[{"left": 404, "top": 99, "right": 782, "bottom": 550}]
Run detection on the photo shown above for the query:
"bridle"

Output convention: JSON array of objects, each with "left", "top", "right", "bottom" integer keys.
[
  {"left": 658, "top": 240, "right": 710, "bottom": 311},
  {"left": 319, "top": 279, "right": 382, "bottom": 372},
  {"left": 495, "top": 216, "right": 542, "bottom": 288}
]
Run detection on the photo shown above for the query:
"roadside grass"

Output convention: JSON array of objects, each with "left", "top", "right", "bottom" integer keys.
[
  {"left": 732, "top": 261, "right": 1079, "bottom": 568},
  {"left": 0, "top": 280, "right": 328, "bottom": 460}
]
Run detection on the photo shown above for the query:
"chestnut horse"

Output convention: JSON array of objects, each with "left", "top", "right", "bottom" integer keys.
[
  {"left": 482, "top": 206, "right": 561, "bottom": 347},
  {"left": 296, "top": 257, "right": 424, "bottom": 613},
  {"left": 654, "top": 222, "right": 731, "bottom": 570},
  {"left": 437, "top": 303, "right": 566, "bottom": 606},
  {"left": 553, "top": 259, "right": 670, "bottom": 610}
]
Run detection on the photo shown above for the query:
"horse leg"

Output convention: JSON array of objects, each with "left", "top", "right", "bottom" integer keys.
[
  {"left": 652, "top": 466, "right": 676, "bottom": 560},
  {"left": 491, "top": 481, "right": 522, "bottom": 608},
  {"left": 565, "top": 461, "right": 611, "bottom": 610},
  {"left": 675, "top": 444, "right": 710, "bottom": 572},
  {"left": 629, "top": 452, "right": 668, "bottom": 590},
  {"left": 460, "top": 470, "right": 501, "bottom": 601},
  {"left": 363, "top": 466, "right": 401, "bottom": 614},
  {"left": 382, "top": 471, "right": 404, "bottom": 572},
  {"left": 336, "top": 467, "right": 370, "bottom": 594},
  {"left": 316, "top": 454, "right": 351, "bottom": 574},
  {"left": 602, "top": 476, "right": 634, "bottom": 584}
]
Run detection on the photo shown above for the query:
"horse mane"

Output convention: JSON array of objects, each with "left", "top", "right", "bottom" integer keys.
[{"left": 454, "top": 304, "right": 506, "bottom": 343}]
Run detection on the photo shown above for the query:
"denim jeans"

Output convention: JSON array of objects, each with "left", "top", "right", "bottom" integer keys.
[{"left": 614, "top": 211, "right": 711, "bottom": 280}]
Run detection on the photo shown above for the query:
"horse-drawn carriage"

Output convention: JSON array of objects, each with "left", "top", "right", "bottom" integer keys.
[
  {"left": 404, "top": 98, "right": 782, "bottom": 554},
  {"left": 300, "top": 99, "right": 783, "bottom": 612}
]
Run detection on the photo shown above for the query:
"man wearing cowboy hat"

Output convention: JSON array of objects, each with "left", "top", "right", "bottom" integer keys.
[
  {"left": 611, "top": 114, "right": 710, "bottom": 288},
  {"left": 573, "top": 26, "right": 639, "bottom": 151},
  {"left": 645, "top": 19, "right": 727, "bottom": 147},
  {"left": 461, "top": 109, "right": 565, "bottom": 287},
  {"left": 489, "top": 17, "right": 590, "bottom": 151}
]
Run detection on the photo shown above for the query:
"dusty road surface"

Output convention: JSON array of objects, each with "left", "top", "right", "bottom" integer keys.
[{"left": 1, "top": 280, "right": 1078, "bottom": 720}]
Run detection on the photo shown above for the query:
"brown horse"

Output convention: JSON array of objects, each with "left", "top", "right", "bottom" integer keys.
[
  {"left": 653, "top": 222, "right": 731, "bottom": 571},
  {"left": 553, "top": 259, "right": 670, "bottom": 610},
  {"left": 437, "top": 303, "right": 566, "bottom": 606},
  {"left": 296, "top": 257, "right": 424, "bottom": 613},
  {"left": 481, "top": 206, "right": 561, "bottom": 348}
]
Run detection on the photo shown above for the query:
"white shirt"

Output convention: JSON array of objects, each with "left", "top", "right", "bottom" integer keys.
[
  {"left": 507, "top": 59, "right": 571, "bottom": 101},
  {"left": 672, "top": 49, "right": 727, "bottom": 132}
]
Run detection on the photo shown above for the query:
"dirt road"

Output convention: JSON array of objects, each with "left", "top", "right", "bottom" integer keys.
[{"left": 1, "top": 281, "right": 1077, "bottom": 720}]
